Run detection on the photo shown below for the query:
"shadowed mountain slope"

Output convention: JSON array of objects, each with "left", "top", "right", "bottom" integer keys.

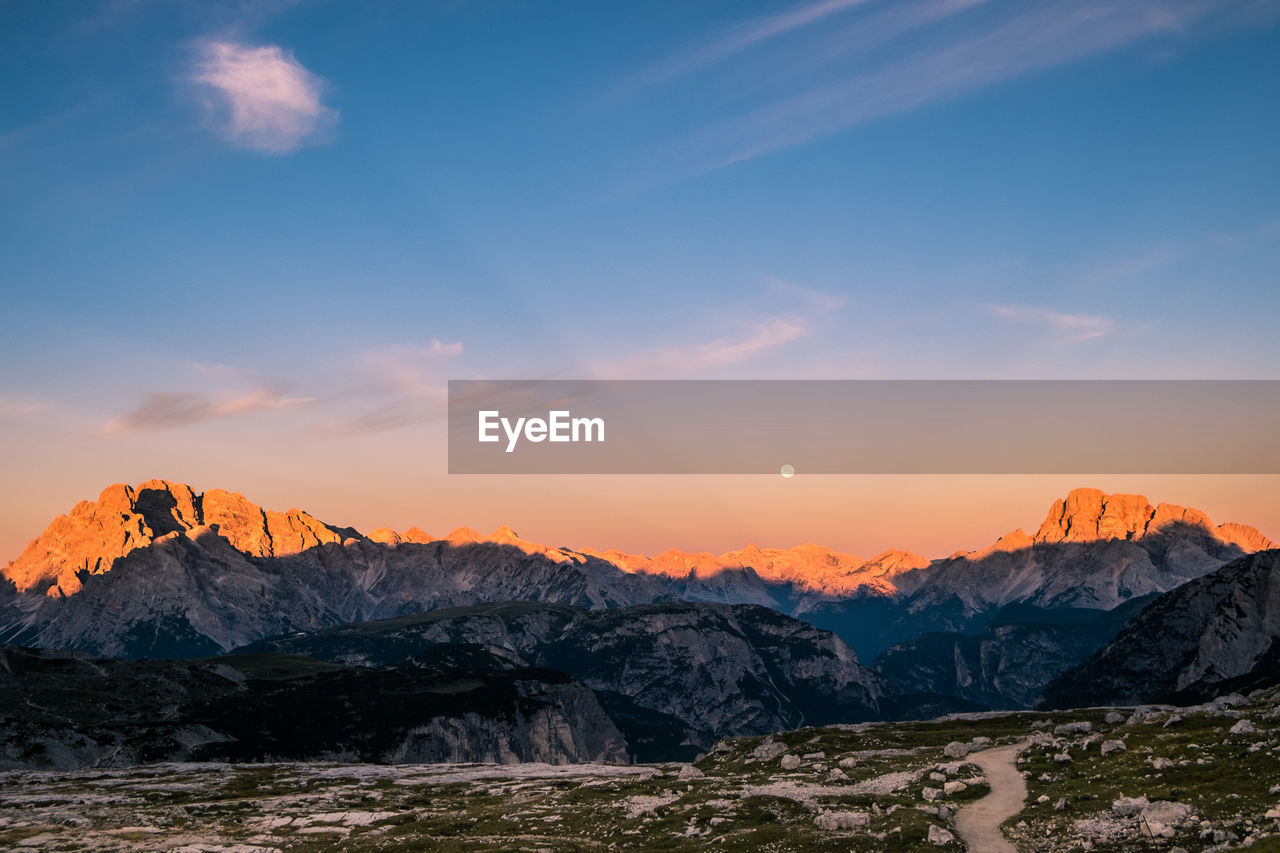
[
  {"left": 237, "top": 600, "right": 894, "bottom": 760},
  {"left": 1039, "top": 549, "right": 1280, "bottom": 708}
]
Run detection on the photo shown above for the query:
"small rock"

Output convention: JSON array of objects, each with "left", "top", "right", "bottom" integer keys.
[
  {"left": 802, "top": 751, "right": 826, "bottom": 760},
  {"left": 1163, "top": 715, "right": 1181, "bottom": 728},
  {"left": 1264, "top": 806, "right": 1280, "bottom": 819},
  {"left": 1105, "top": 711, "right": 1125, "bottom": 724},
  {"left": 930, "top": 772, "right": 947, "bottom": 782},
  {"left": 928, "top": 824, "right": 955, "bottom": 846},
  {"left": 827, "top": 768, "right": 847, "bottom": 782},
  {"left": 971, "top": 736, "right": 992, "bottom": 747},
  {"left": 1150, "top": 757, "right": 1174, "bottom": 770},
  {"left": 780, "top": 754, "right": 801, "bottom": 770},
  {"left": 1054, "top": 798, "right": 1068, "bottom": 811},
  {"left": 1055, "top": 721, "right": 1093, "bottom": 735},
  {"left": 1101, "top": 739, "right": 1126, "bottom": 756},
  {"left": 677, "top": 765, "right": 704, "bottom": 780},
  {"left": 1053, "top": 752, "right": 1072, "bottom": 764},
  {"left": 944, "top": 781, "right": 967, "bottom": 795},
  {"left": 1037, "top": 795, "right": 1050, "bottom": 804},
  {"left": 922, "top": 787, "right": 942, "bottom": 802},
  {"left": 943, "top": 741, "right": 971, "bottom": 758}
]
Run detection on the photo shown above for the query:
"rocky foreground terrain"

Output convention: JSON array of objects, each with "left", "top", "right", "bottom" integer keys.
[{"left": 2, "top": 686, "right": 1278, "bottom": 852}]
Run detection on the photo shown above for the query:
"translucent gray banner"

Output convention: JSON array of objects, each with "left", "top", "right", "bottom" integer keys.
[{"left": 447, "top": 380, "right": 1280, "bottom": 474}]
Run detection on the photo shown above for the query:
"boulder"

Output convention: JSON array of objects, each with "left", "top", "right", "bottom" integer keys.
[
  {"left": 928, "top": 825, "right": 955, "bottom": 846},
  {"left": 1229, "top": 719, "right": 1257, "bottom": 735},
  {"left": 1101, "top": 740, "right": 1126, "bottom": 755},
  {"left": 1113, "top": 796, "right": 1149, "bottom": 817},
  {"left": 780, "top": 754, "right": 801, "bottom": 770},
  {"left": 753, "top": 740, "right": 787, "bottom": 761},
  {"left": 814, "top": 811, "right": 869, "bottom": 831},
  {"left": 1141, "top": 801, "right": 1192, "bottom": 838}
]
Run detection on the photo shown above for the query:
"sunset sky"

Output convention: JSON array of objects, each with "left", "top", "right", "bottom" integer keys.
[{"left": 3, "top": 0, "right": 1279, "bottom": 562}]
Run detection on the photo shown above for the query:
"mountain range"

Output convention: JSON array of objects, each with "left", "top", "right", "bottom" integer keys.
[
  {"left": 1, "top": 479, "right": 1275, "bottom": 745},
  {"left": 3, "top": 481, "right": 1268, "bottom": 661}
]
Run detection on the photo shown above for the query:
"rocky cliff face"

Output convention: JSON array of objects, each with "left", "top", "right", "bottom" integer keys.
[
  {"left": 237, "top": 601, "right": 892, "bottom": 761},
  {"left": 1039, "top": 549, "right": 1280, "bottom": 708},
  {"left": 0, "top": 643, "right": 626, "bottom": 770}
]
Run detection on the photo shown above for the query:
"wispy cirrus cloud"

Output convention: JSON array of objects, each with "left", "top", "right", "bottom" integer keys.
[
  {"left": 343, "top": 340, "right": 464, "bottom": 433},
  {"left": 627, "top": 0, "right": 1275, "bottom": 175},
  {"left": 190, "top": 39, "right": 337, "bottom": 153},
  {"left": 614, "top": 0, "right": 876, "bottom": 97},
  {"left": 104, "top": 385, "right": 314, "bottom": 433},
  {"left": 0, "top": 397, "right": 50, "bottom": 419},
  {"left": 988, "top": 304, "right": 1114, "bottom": 341},
  {"left": 590, "top": 316, "right": 809, "bottom": 379}
]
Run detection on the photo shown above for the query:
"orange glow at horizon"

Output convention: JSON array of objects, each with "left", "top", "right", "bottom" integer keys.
[{"left": 4, "top": 470, "right": 1278, "bottom": 568}]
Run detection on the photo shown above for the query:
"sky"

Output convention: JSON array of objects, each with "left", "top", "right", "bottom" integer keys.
[{"left": 2, "top": 0, "right": 1280, "bottom": 562}]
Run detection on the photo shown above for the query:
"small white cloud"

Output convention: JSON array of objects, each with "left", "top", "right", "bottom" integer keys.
[
  {"left": 191, "top": 39, "right": 337, "bottom": 153},
  {"left": 988, "top": 304, "right": 1114, "bottom": 341}
]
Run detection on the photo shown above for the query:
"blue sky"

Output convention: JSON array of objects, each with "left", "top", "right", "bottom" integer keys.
[{"left": 2, "top": 0, "right": 1279, "bottom": 558}]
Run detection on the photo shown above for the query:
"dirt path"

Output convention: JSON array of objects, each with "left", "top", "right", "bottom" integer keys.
[{"left": 954, "top": 741, "right": 1029, "bottom": 853}]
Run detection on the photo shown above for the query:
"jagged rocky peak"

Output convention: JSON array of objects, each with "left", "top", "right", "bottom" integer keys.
[
  {"left": 1036, "top": 488, "right": 1156, "bottom": 543},
  {"left": 1033, "top": 487, "right": 1273, "bottom": 549},
  {"left": 4, "top": 480, "right": 361, "bottom": 596}
]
